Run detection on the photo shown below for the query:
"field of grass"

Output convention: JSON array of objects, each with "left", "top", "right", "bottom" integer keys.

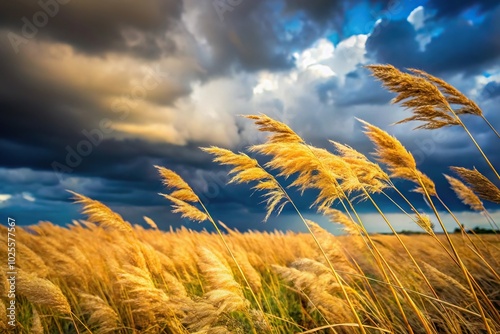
[
  {"left": 2, "top": 223, "right": 499, "bottom": 333},
  {"left": 2, "top": 64, "right": 500, "bottom": 333}
]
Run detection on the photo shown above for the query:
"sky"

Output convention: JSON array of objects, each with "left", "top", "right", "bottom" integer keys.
[{"left": 0, "top": 0, "right": 499, "bottom": 234}]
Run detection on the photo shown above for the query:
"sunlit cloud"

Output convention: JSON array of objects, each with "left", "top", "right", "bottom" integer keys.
[{"left": 0, "top": 194, "right": 12, "bottom": 203}]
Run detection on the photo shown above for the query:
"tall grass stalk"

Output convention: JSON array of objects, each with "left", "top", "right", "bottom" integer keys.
[
  {"left": 155, "top": 166, "right": 271, "bottom": 334},
  {"left": 417, "top": 175, "right": 494, "bottom": 334},
  {"left": 202, "top": 147, "right": 368, "bottom": 334}
]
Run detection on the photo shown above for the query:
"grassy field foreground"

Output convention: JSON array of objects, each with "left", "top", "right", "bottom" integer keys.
[
  {"left": 1, "top": 222, "right": 499, "bottom": 333},
  {"left": 2, "top": 64, "right": 500, "bottom": 333}
]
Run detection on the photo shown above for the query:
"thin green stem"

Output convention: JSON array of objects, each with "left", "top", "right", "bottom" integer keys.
[{"left": 71, "top": 311, "right": 90, "bottom": 334}]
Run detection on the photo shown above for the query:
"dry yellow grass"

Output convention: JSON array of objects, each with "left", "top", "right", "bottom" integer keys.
[
  {"left": 4, "top": 222, "right": 499, "bottom": 333},
  {"left": 451, "top": 167, "right": 500, "bottom": 204},
  {"left": 6, "top": 64, "right": 500, "bottom": 333}
]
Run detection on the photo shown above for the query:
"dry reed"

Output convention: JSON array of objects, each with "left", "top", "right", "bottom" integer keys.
[
  {"left": 451, "top": 167, "right": 500, "bottom": 204},
  {"left": 17, "top": 270, "right": 71, "bottom": 315},
  {"left": 444, "top": 174, "right": 486, "bottom": 211}
]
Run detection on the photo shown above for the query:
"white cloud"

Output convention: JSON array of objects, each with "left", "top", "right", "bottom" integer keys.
[
  {"left": 295, "top": 36, "right": 367, "bottom": 80},
  {"left": 253, "top": 72, "right": 281, "bottom": 94},
  {"left": 234, "top": 34, "right": 372, "bottom": 145},
  {"left": 295, "top": 38, "right": 334, "bottom": 70},
  {"left": 0, "top": 194, "right": 11, "bottom": 203},
  {"left": 473, "top": 67, "right": 500, "bottom": 96},
  {"left": 408, "top": 6, "right": 425, "bottom": 30},
  {"left": 407, "top": 6, "right": 440, "bottom": 51},
  {"left": 22, "top": 192, "right": 36, "bottom": 202}
]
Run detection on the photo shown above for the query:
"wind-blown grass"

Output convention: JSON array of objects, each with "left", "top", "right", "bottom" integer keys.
[{"left": 7, "top": 64, "right": 500, "bottom": 333}]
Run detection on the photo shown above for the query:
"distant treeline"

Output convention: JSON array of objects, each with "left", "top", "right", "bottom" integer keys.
[
  {"left": 378, "top": 227, "right": 499, "bottom": 235},
  {"left": 454, "top": 226, "right": 499, "bottom": 234}
]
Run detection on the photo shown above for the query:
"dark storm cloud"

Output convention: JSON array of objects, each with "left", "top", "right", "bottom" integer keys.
[
  {"left": 424, "top": 7, "right": 500, "bottom": 75},
  {"left": 190, "top": 0, "right": 393, "bottom": 75},
  {"left": 0, "top": 52, "right": 103, "bottom": 172},
  {"left": 188, "top": 1, "right": 301, "bottom": 74},
  {"left": 366, "top": 4, "right": 500, "bottom": 75},
  {"left": 366, "top": 19, "right": 420, "bottom": 69},
  {"left": 427, "top": 0, "right": 499, "bottom": 17},
  {"left": 282, "top": 0, "right": 393, "bottom": 24},
  {"left": 0, "top": 29, "right": 196, "bottom": 179},
  {"left": 314, "top": 69, "right": 391, "bottom": 107},
  {"left": 0, "top": 40, "right": 123, "bottom": 164},
  {"left": 283, "top": 0, "right": 344, "bottom": 23},
  {"left": 482, "top": 81, "right": 500, "bottom": 99},
  {"left": 0, "top": 0, "right": 182, "bottom": 58},
  {"left": 1, "top": 0, "right": 340, "bottom": 74},
  {"left": 0, "top": 0, "right": 382, "bottom": 76}
]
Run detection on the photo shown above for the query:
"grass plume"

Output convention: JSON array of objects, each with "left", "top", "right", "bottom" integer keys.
[{"left": 451, "top": 166, "right": 500, "bottom": 204}]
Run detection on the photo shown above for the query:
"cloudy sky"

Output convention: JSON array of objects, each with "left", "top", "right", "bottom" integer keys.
[{"left": 1, "top": 0, "right": 499, "bottom": 233}]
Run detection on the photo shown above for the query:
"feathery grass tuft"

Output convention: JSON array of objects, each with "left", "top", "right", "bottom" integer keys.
[
  {"left": 80, "top": 293, "right": 120, "bottom": 333},
  {"left": 69, "top": 191, "right": 133, "bottom": 232},
  {"left": 143, "top": 216, "right": 159, "bottom": 230},
  {"left": 366, "top": 64, "right": 458, "bottom": 129},
  {"left": 244, "top": 113, "right": 303, "bottom": 143},
  {"left": 201, "top": 146, "right": 288, "bottom": 222},
  {"left": 415, "top": 214, "right": 435, "bottom": 236},
  {"left": 17, "top": 270, "right": 71, "bottom": 314},
  {"left": 358, "top": 119, "right": 436, "bottom": 196},
  {"left": 451, "top": 167, "right": 500, "bottom": 204},
  {"left": 159, "top": 193, "right": 209, "bottom": 222},
  {"left": 156, "top": 166, "right": 209, "bottom": 223},
  {"left": 330, "top": 141, "right": 390, "bottom": 195},
  {"left": 30, "top": 309, "right": 44, "bottom": 334},
  {"left": 322, "top": 207, "right": 363, "bottom": 236},
  {"left": 408, "top": 68, "right": 482, "bottom": 117},
  {"left": 444, "top": 174, "right": 485, "bottom": 211}
]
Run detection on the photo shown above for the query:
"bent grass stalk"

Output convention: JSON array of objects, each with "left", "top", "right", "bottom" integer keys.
[
  {"left": 201, "top": 147, "right": 367, "bottom": 334},
  {"left": 387, "top": 185, "right": 500, "bottom": 329},
  {"left": 444, "top": 173, "right": 500, "bottom": 237},
  {"left": 155, "top": 166, "right": 271, "bottom": 334},
  {"left": 339, "top": 197, "right": 417, "bottom": 333},
  {"left": 416, "top": 174, "right": 494, "bottom": 334},
  {"left": 385, "top": 182, "right": 500, "bottom": 324},
  {"left": 245, "top": 115, "right": 417, "bottom": 331},
  {"left": 332, "top": 144, "right": 454, "bottom": 331},
  {"left": 451, "top": 117, "right": 500, "bottom": 180},
  {"left": 245, "top": 116, "right": 432, "bottom": 333},
  {"left": 367, "top": 64, "right": 499, "bottom": 180},
  {"left": 360, "top": 118, "right": 495, "bottom": 333},
  {"left": 434, "top": 194, "right": 500, "bottom": 279},
  {"left": 332, "top": 142, "right": 447, "bottom": 300}
]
